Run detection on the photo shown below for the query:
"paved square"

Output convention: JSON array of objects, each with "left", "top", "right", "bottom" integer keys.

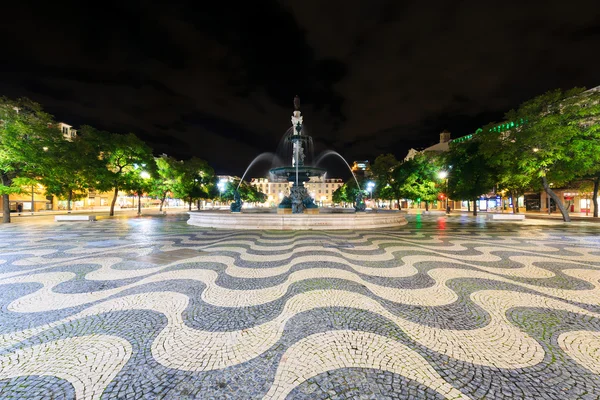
[{"left": 1, "top": 215, "right": 600, "bottom": 399}]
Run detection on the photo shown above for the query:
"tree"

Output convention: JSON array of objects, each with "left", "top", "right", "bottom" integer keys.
[
  {"left": 392, "top": 153, "right": 443, "bottom": 211},
  {"left": 378, "top": 183, "right": 396, "bottom": 209},
  {"left": 332, "top": 185, "right": 347, "bottom": 205},
  {"left": 0, "top": 98, "right": 61, "bottom": 223},
  {"left": 371, "top": 154, "right": 399, "bottom": 203},
  {"left": 39, "top": 133, "right": 102, "bottom": 213},
  {"left": 172, "top": 157, "right": 214, "bottom": 211},
  {"left": 591, "top": 172, "right": 600, "bottom": 218},
  {"left": 82, "top": 127, "right": 155, "bottom": 216},
  {"left": 498, "top": 88, "right": 600, "bottom": 222},
  {"left": 148, "top": 156, "right": 182, "bottom": 212},
  {"left": 445, "top": 138, "right": 496, "bottom": 216},
  {"left": 122, "top": 161, "right": 157, "bottom": 215},
  {"left": 478, "top": 120, "right": 537, "bottom": 214},
  {"left": 238, "top": 180, "right": 267, "bottom": 203}
]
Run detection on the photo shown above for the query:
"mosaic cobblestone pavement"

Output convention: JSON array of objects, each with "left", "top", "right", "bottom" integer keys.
[{"left": 1, "top": 214, "right": 600, "bottom": 399}]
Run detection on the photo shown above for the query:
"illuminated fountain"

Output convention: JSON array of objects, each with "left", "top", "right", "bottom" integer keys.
[
  {"left": 187, "top": 96, "right": 406, "bottom": 229},
  {"left": 269, "top": 96, "right": 325, "bottom": 214}
]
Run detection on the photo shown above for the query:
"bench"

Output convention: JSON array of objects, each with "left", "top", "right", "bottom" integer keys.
[
  {"left": 55, "top": 215, "right": 96, "bottom": 222},
  {"left": 486, "top": 214, "right": 525, "bottom": 221}
]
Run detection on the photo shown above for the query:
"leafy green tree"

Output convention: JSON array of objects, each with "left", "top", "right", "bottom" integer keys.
[
  {"left": 378, "top": 184, "right": 396, "bottom": 208},
  {"left": 332, "top": 184, "right": 348, "bottom": 205},
  {"left": 82, "top": 127, "right": 155, "bottom": 216},
  {"left": 238, "top": 180, "right": 267, "bottom": 203},
  {"left": 219, "top": 179, "right": 266, "bottom": 205},
  {"left": 148, "top": 156, "right": 182, "bottom": 212},
  {"left": 392, "top": 154, "right": 443, "bottom": 211},
  {"left": 39, "top": 133, "right": 103, "bottom": 213},
  {"left": 172, "top": 157, "right": 214, "bottom": 210},
  {"left": 478, "top": 122, "right": 535, "bottom": 214},
  {"left": 370, "top": 154, "right": 399, "bottom": 203},
  {"left": 122, "top": 161, "right": 157, "bottom": 215},
  {"left": 0, "top": 98, "right": 61, "bottom": 223},
  {"left": 445, "top": 138, "right": 496, "bottom": 216},
  {"left": 497, "top": 88, "right": 600, "bottom": 222}
]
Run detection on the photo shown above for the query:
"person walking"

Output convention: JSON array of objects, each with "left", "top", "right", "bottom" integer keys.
[{"left": 16, "top": 203, "right": 23, "bottom": 216}]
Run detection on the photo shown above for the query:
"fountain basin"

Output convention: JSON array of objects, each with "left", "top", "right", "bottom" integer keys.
[
  {"left": 269, "top": 166, "right": 327, "bottom": 181},
  {"left": 187, "top": 211, "right": 407, "bottom": 230}
]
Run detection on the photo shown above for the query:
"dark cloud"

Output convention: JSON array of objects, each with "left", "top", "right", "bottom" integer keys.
[{"left": 1, "top": 0, "right": 599, "bottom": 178}]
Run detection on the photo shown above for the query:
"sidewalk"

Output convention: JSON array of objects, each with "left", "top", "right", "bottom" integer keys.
[
  {"left": 454, "top": 209, "right": 600, "bottom": 223},
  {"left": 402, "top": 207, "right": 600, "bottom": 222},
  {"left": 3, "top": 207, "right": 191, "bottom": 224}
]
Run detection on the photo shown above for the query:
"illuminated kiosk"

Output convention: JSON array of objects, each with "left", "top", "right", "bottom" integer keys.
[{"left": 187, "top": 96, "right": 407, "bottom": 230}]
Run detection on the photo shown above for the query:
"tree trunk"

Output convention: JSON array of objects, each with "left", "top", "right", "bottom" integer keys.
[
  {"left": 1, "top": 173, "right": 13, "bottom": 223},
  {"left": 188, "top": 197, "right": 192, "bottom": 211},
  {"left": 473, "top": 198, "right": 477, "bottom": 216},
  {"left": 2, "top": 193, "right": 10, "bottom": 223},
  {"left": 137, "top": 191, "right": 142, "bottom": 215},
  {"left": 542, "top": 176, "right": 570, "bottom": 222},
  {"left": 197, "top": 199, "right": 201, "bottom": 210},
  {"left": 110, "top": 186, "right": 119, "bottom": 216},
  {"left": 592, "top": 177, "right": 599, "bottom": 218},
  {"left": 159, "top": 192, "right": 167, "bottom": 212},
  {"left": 396, "top": 198, "right": 401, "bottom": 210},
  {"left": 510, "top": 191, "right": 517, "bottom": 214},
  {"left": 467, "top": 201, "right": 471, "bottom": 212},
  {"left": 67, "top": 190, "right": 72, "bottom": 213},
  {"left": 424, "top": 201, "right": 429, "bottom": 211}
]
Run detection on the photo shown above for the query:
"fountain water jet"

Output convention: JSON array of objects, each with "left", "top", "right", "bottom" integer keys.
[
  {"left": 237, "top": 152, "right": 282, "bottom": 190},
  {"left": 314, "top": 150, "right": 360, "bottom": 188}
]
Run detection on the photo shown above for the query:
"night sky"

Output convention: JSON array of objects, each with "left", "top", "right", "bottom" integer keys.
[{"left": 1, "top": 1, "right": 600, "bottom": 178}]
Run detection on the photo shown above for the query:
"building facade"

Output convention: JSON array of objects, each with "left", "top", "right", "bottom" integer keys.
[{"left": 250, "top": 176, "right": 344, "bottom": 207}]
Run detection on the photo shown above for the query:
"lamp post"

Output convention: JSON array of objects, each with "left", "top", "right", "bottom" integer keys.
[
  {"left": 438, "top": 171, "right": 448, "bottom": 213},
  {"left": 138, "top": 171, "right": 151, "bottom": 215},
  {"left": 217, "top": 179, "right": 227, "bottom": 207},
  {"left": 366, "top": 181, "right": 375, "bottom": 206}
]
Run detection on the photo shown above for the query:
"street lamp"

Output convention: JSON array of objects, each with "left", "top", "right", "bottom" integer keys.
[
  {"left": 366, "top": 181, "right": 375, "bottom": 200},
  {"left": 217, "top": 178, "right": 228, "bottom": 207},
  {"left": 438, "top": 171, "right": 449, "bottom": 213},
  {"left": 138, "top": 170, "right": 150, "bottom": 215}
]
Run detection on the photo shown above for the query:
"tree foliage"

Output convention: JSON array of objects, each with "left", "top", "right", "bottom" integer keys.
[
  {"left": 370, "top": 153, "right": 399, "bottom": 201},
  {"left": 332, "top": 177, "right": 365, "bottom": 206},
  {"left": 391, "top": 153, "right": 443, "bottom": 211},
  {"left": 147, "top": 156, "right": 182, "bottom": 212},
  {"left": 80, "top": 127, "right": 155, "bottom": 216},
  {"left": 487, "top": 88, "right": 600, "bottom": 221},
  {"left": 445, "top": 138, "right": 496, "bottom": 215},
  {"left": 0, "top": 98, "right": 62, "bottom": 222},
  {"left": 171, "top": 157, "right": 214, "bottom": 210}
]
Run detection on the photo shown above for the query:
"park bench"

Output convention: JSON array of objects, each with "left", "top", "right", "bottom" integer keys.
[{"left": 54, "top": 215, "right": 96, "bottom": 222}]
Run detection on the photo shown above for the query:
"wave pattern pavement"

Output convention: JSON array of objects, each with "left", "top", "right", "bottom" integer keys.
[{"left": 1, "top": 215, "right": 600, "bottom": 399}]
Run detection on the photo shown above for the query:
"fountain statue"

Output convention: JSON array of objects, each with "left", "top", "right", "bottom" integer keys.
[
  {"left": 354, "top": 191, "right": 366, "bottom": 212},
  {"left": 270, "top": 96, "right": 326, "bottom": 214},
  {"left": 230, "top": 190, "right": 242, "bottom": 213}
]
